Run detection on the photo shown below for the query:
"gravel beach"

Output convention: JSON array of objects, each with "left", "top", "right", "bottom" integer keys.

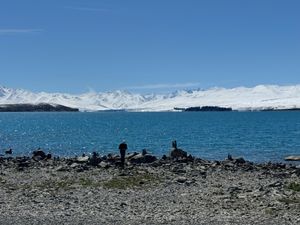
[{"left": 0, "top": 154, "right": 300, "bottom": 225}]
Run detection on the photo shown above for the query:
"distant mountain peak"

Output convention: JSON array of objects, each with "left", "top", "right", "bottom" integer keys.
[
  {"left": 0, "top": 84, "right": 300, "bottom": 111},
  {"left": 0, "top": 86, "right": 9, "bottom": 97}
]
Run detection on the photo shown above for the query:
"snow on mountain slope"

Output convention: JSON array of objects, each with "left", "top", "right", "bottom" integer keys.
[
  {"left": 138, "top": 85, "right": 300, "bottom": 111},
  {"left": 0, "top": 86, "right": 149, "bottom": 111},
  {"left": 0, "top": 85, "right": 300, "bottom": 111}
]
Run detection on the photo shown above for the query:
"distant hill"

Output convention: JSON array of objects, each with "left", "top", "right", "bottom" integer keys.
[{"left": 0, "top": 103, "right": 79, "bottom": 112}]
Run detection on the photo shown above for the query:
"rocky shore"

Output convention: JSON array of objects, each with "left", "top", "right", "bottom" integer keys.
[{"left": 0, "top": 150, "right": 300, "bottom": 225}]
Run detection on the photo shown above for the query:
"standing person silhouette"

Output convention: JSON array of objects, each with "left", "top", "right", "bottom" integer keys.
[{"left": 119, "top": 141, "right": 127, "bottom": 168}]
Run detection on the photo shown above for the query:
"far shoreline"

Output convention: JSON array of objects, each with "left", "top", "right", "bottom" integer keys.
[{"left": 1, "top": 103, "right": 300, "bottom": 112}]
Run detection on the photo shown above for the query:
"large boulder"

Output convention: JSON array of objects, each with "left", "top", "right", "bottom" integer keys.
[
  {"left": 285, "top": 156, "right": 300, "bottom": 161},
  {"left": 234, "top": 157, "right": 246, "bottom": 164},
  {"left": 125, "top": 152, "right": 139, "bottom": 159},
  {"left": 170, "top": 148, "right": 187, "bottom": 159},
  {"left": 76, "top": 156, "right": 89, "bottom": 163},
  {"left": 130, "top": 153, "right": 157, "bottom": 164},
  {"left": 107, "top": 154, "right": 120, "bottom": 162},
  {"left": 88, "top": 152, "right": 102, "bottom": 166},
  {"left": 5, "top": 148, "right": 13, "bottom": 155},
  {"left": 32, "top": 149, "right": 47, "bottom": 161}
]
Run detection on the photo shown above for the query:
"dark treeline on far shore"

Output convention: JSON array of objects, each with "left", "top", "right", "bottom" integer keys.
[
  {"left": 0, "top": 103, "right": 79, "bottom": 112},
  {"left": 179, "top": 106, "right": 233, "bottom": 112},
  {"left": 174, "top": 106, "right": 300, "bottom": 112}
]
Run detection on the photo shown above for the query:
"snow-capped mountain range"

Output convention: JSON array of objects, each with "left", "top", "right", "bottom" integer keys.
[{"left": 1, "top": 85, "right": 300, "bottom": 111}]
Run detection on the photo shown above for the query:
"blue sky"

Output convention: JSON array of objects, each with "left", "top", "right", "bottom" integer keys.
[{"left": 0, "top": 0, "right": 299, "bottom": 93}]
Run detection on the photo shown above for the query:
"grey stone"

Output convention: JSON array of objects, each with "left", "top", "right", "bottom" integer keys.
[
  {"left": 76, "top": 156, "right": 89, "bottom": 163},
  {"left": 130, "top": 154, "right": 157, "bottom": 164},
  {"left": 175, "top": 176, "right": 187, "bottom": 183},
  {"left": 285, "top": 156, "right": 300, "bottom": 161},
  {"left": 99, "top": 161, "right": 110, "bottom": 169}
]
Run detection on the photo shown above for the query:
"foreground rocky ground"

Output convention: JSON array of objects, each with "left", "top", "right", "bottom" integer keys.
[{"left": 0, "top": 153, "right": 300, "bottom": 225}]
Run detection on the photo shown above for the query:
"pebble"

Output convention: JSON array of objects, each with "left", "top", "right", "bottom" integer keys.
[{"left": 175, "top": 176, "right": 187, "bottom": 183}]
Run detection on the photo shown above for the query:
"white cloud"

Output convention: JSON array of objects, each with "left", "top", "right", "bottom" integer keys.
[
  {"left": 127, "top": 82, "right": 201, "bottom": 90},
  {"left": 0, "top": 29, "right": 42, "bottom": 35}
]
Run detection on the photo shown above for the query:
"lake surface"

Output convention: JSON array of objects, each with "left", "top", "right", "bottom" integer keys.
[{"left": 0, "top": 112, "right": 300, "bottom": 162}]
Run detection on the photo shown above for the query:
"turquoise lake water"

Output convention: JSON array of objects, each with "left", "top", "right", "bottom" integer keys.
[{"left": 0, "top": 112, "right": 300, "bottom": 162}]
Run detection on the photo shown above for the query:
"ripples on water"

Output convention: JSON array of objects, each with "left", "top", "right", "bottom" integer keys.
[{"left": 0, "top": 112, "right": 300, "bottom": 162}]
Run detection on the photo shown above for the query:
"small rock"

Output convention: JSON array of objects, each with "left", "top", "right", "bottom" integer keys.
[
  {"left": 162, "top": 155, "right": 168, "bottom": 160},
  {"left": 76, "top": 156, "right": 89, "bottom": 163},
  {"left": 172, "top": 166, "right": 186, "bottom": 174},
  {"left": 199, "top": 170, "right": 207, "bottom": 177},
  {"left": 268, "top": 181, "right": 282, "bottom": 188},
  {"left": 227, "top": 186, "right": 242, "bottom": 194},
  {"left": 224, "top": 162, "right": 235, "bottom": 168},
  {"left": 175, "top": 176, "right": 187, "bottom": 183},
  {"left": 185, "top": 179, "right": 196, "bottom": 186},
  {"left": 76, "top": 167, "right": 85, "bottom": 172},
  {"left": 18, "top": 161, "right": 30, "bottom": 169},
  {"left": 99, "top": 161, "right": 110, "bottom": 169},
  {"left": 120, "top": 202, "right": 127, "bottom": 207},
  {"left": 70, "top": 163, "right": 79, "bottom": 168},
  {"left": 56, "top": 166, "right": 69, "bottom": 172}
]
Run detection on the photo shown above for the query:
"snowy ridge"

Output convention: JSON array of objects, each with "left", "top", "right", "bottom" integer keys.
[{"left": 1, "top": 85, "right": 300, "bottom": 111}]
